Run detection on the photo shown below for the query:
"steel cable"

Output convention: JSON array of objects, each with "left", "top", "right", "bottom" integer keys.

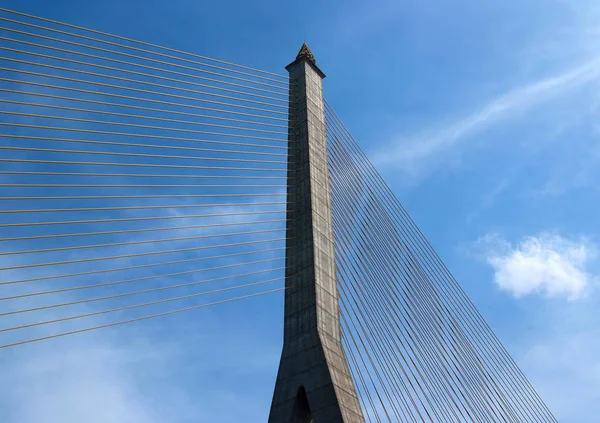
[
  {"left": 0, "top": 218, "right": 288, "bottom": 242},
  {"left": 0, "top": 201, "right": 290, "bottom": 214},
  {"left": 329, "top": 131, "right": 507, "bottom": 422},
  {"left": 0, "top": 210, "right": 289, "bottom": 228},
  {"left": 0, "top": 31, "right": 288, "bottom": 96},
  {"left": 2, "top": 248, "right": 288, "bottom": 287},
  {"left": 326, "top": 102, "right": 557, "bottom": 422},
  {"left": 0, "top": 64, "right": 289, "bottom": 116},
  {"left": 0, "top": 8, "right": 290, "bottom": 82},
  {"left": 0, "top": 288, "right": 288, "bottom": 350},
  {"left": 0, "top": 228, "right": 289, "bottom": 256},
  {"left": 0, "top": 99, "right": 288, "bottom": 135},
  {"left": 0, "top": 279, "right": 287, "bottom": 334},
  {"left": 0, "top": 48, "right": 289, "bottom": 108},
  {"left": 0, "top": 145, "right": 288, "bottom": 165},
  {"left": 1, "top": 270, "right": 288, "bottom": 317},
  {"left": 0, "top": 77, "right": 288, "bottom": 122},
  {"left": 0, "top": 110, "right": 288, "bottom": 142},
  {"left": 0, "top": 238, "right": 289, "bottom": 272},
  {"left": 1, "top": 256, "right": 286, "bottom": 301}
]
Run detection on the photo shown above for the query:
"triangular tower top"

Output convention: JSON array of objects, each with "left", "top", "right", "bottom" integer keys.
[
  {"left": 296, "top": 42, "right": 316, "bottom": 65},
  {"left": 286, "top": 42, "right": 325, "bottom": 79}
]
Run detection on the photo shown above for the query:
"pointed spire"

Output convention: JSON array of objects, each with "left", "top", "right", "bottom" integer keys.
[
  {"left": 286, "top": 42, "right": 325, "bottom": 79},
  {"left": 296, "top": 42, "right": 316, "bottom": 65}
]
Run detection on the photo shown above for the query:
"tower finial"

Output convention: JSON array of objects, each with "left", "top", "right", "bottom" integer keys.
[
  {"left": 286, "top": 42, "right": 325, "bottom": 79},
  {"left": 296, "top": 42, "right": 316, "bottom": 65}
]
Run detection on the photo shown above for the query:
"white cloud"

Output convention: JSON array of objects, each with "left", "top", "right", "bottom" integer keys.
[{"left": 479, "top": 233, "right": 598, "bottom": 300}]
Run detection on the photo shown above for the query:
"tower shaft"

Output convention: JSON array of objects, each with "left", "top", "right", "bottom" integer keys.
[{"left": 268, "top": 45, "right": 365, "bottom": 423}]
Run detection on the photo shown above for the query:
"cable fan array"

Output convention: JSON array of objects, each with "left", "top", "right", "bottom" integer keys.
[
  {"left": 0, "top": 7, "right": 559, "bottom": 423},
  {"left": 326, "top": 102, "right": 558, "bottom": 423},
  {"left": 0, "top": 7, "right": 293, "bottom": 349}
]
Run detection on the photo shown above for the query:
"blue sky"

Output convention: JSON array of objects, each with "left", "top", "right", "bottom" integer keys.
[{"left": 0, "top": 0, "right": 598, "bottom": 422}]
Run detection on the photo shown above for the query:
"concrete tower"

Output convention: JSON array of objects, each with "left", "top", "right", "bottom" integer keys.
[{"left": 268, "top": 44, "right": 366, "bottom": 423}]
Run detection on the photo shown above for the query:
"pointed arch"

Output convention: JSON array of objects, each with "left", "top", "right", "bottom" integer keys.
[{"left": 292, "top": 386, "right": 314, "bottom": 423}]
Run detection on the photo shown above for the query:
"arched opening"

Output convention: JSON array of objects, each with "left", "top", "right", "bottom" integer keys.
[{"left": 292, "top": 386, "right": 314, "bottom": 423}]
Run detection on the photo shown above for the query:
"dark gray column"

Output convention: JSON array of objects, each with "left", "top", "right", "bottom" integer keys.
[{"left": 268, "top": 44, "right": 365, "bottom": 423}]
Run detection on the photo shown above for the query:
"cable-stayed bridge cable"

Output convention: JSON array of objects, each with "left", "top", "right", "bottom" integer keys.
[
  {"left": 0, "top": 210, "right": 290, "bottom": 227},
  {"left": 0, "top": 7, "right": 292, "bottom": 359},
  {"left": 0, "top": 238, "right": 290, "bottom": 272},
  {"left": 0, "top": 7, "right": 289, "bottom": 82},
  {"left": 0, "top": 99, "right": 288, "bottom": 135},
  {"left": 0, "top": 54, "right": 288, "bottom": 110},
  {"left": 0, "top": 78, "right": 289, "bottom": 121},
  {"left": 0, "top": 89, "right": 288, "bottom": 128},
  {"left": 0, "top": 18, "right": 287, "bottom": 89},
  {"left": 0, "top": 64, "right": 288, "bottom": 115},
  {"left": 0, "top": 33, "right": 288, "bottom": 97},
  {"left": 328, "top": 110, "right": 545, "bottom": 421},
  {"left": 0, "top": 288, "right": 289, "bottom": 350},
  {"left": 326, "top": 100, "right": 558, "bottom": 422},
  {"left": 2, "top": 249, "right": 288, "bottom": 287},
  {"left": 0, "top": 278, "right": 287, "bottom": 333}
]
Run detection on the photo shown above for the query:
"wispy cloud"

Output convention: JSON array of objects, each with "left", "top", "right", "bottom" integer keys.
[
  {"left": 373, "top": 57, "right": 600, "bottom": 178},
  {"left": 517, "top": 293, "right": 600, "bottom": 422},
  {"left": 0, "top": 260, "right": 278, "bottom": 423},
  {"left": 0, "top": 338, "right": 167, "bottom": 423},
  {"left": 466, "top": 177, "right": 511, "bottom": 223},
  {"left": 476, "top": 233, "right": 598, "bottom": 300},
  {"left": 535, "top": 143, "right": 600, "bottom": 197},
  {"left": 520, "top": 330, "right": 600, "bottom": 421}
]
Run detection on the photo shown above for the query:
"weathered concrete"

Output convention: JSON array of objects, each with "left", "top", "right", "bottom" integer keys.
[{"left": 268, "top": 44, "right": 365, "bottom": 423}]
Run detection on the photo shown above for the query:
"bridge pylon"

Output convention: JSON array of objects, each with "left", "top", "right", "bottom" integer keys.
[{"left": 268, "top": 44, "right": 366, "bottom": 423}]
